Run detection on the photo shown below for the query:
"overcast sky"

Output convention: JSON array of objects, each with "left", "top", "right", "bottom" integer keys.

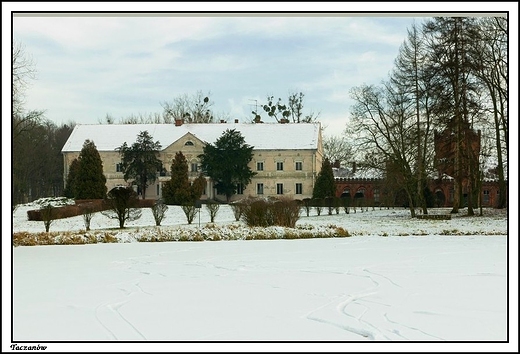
[{"left": 5, "top": 3, "right": 516, "bottom": 139}]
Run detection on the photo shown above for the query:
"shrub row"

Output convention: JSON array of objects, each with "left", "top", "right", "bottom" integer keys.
[
  {"left": 238, "top": 197, "right": 302, "bottom": 228},
  {"left": 12, "top": 223, "right": 351, "bottom": 246},
  {"left": 27, "top": 198, "right": 156, "bottom": 221},
  {"left": 12, "top": 231, "right": 119, "bottom": 247}
]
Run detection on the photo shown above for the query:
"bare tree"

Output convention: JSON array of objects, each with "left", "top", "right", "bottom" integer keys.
[
  {"left": 472, "top": 17, "right": 508, "bottom": 208},
  {"left": 253, "top": 91, "right": 320, "bottom": 123},
  {"left": 117, "top": 112, "right": 164, "bottom": 124},
  {"left": 287, "top": 91, "right": 320, "bottom": 123},
  {"left": 40, "top": 203, "right": 56, "bottom": 233},
  {"left": 423, "top": 17, "right": 483, "bottom": 215},
  {"left": 161, "top": 91, "right": 215, "bottom": 123},
  {"left": 102, "top": 186, "right": 142, "bottom": 229},
  {"left": 391, "top": 21, "right": 434, "bottom": 214},
  {"left": 151, "top": 199, "right": 168, "bottom": 226},
  {"left": 12, "top": 40, "right": 44, "bottom": 143},
  {"left": 323, "top": 135, "right": 354, "bottom": 167},
  {"left": 349, "top": 83, "right": 420, "bottom": 217},
  {"left": 181, "top": 204, "right": 198, "bottom": 225},
  {"left": 82, "top": 204, "right": 95, "bottom": 231},
  {"left": 205, "top": 200, "right": 220, "bottom": 223}
]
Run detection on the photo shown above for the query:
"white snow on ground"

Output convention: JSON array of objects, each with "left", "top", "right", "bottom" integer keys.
[{"left": 5, "top": 201, "right": 518, "bottom": 352}]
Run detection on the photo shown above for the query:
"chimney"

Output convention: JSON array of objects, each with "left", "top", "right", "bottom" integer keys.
[
  {"left": 333, "top": 160, "right": 341, "bottom": 169},
  {"left": 234, "top": 119, "right": 239, "bottom": 123},
  {"left": 352, "top": 161, "right": 357, "bottom": 174},
  {"left": 280, "top": 118, "right": 288, "bottom": 124},
  {"left": 175, "top": 118, "right": 183, "bottom": 127},
  {"left": 220, "top": 119, "right": 226, "bottom": 124}
]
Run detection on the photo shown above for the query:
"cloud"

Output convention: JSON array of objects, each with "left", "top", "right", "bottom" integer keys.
[{"left": 11, "top": 14, "right": 416, "bottom": 136}]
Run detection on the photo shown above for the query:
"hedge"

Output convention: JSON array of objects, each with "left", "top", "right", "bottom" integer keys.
[{"left": 27, "top": 198, "right": 157, "bottom": 221}]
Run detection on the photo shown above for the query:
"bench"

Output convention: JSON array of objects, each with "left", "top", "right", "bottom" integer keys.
[{"left": 416, "top": 214, "right": 452, "bottom": 220}]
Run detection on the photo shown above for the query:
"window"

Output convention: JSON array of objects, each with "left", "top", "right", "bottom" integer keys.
[
  {"left": 277, "top": 183, "right": 284, "bottom": 195},
  {"left": 156, "top": 184, "right": 160, "bottom": 196},
  {"left": 157, "top": 163, "right": 166, "bottom": 176},
  {"left": 295, "top": 183, "right": 303, "bottom": 195},
  {"left": 116, "top": 163, "right": 123, "bottom": 172},
  {"left": 257, "top": 162, "right": 264, "bottom": 171},
  {"left": 237, "top": 183, "right": 244, "bottom": 195},
  {"left": 257, "top": 183, "right": 264, "bottom": 195},
  {"left": 191, "top": 163, "right": 198, "bottom": 172},
  {"left": 185, "top": 141, "right": 194, "bottom": 146},
  {"left": 276, "top": 162, "right": 284, "bottom": 171},
  {"left": 483, "top": 190, "right": 490, "bottom": 203},
  {"left": 354, "top": 188, "right": 365, "bottom": 199},
  {"left": 341, "top": 188, "right": 350, "bottom": 198},
  {"left": 374, "top": 188, "right": 380, "bottom": 202},
  {"left": 295, "top": 162, "right": 303, "bottom": 171}
]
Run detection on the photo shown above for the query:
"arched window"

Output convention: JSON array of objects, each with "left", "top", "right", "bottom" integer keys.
[
  {"left": 435, "top": 189, "right": 445, "bottom": 207},
  {"left": 185, "top": 141, "right": 194, "bottom": 146},
  {"left": 354, "top": 187, "right": 365, "bottom": 199}
]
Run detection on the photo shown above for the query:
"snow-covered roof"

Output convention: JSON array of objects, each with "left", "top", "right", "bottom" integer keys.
[
  {"left": 61, "top": 123, "right": 321, "bottom": 153},
  {"left": 333, "top": 166, "right": 384, "bottom": 180}
]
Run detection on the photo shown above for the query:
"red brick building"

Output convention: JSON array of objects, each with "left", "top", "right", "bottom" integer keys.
[
  {"left": 334, "top": 120, "right": 505, "bottom": 209},
  {"left": 334, "top": 169, "right": 502, "bottom": 208},
  {"left": 334, "top": 159, "right": 504, "bottom": 209}
]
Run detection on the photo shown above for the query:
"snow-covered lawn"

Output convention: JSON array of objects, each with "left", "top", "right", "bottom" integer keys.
[
  {"left": 6, "top": 201, "right": 517, "bottom": 352},
  {"left": 11, "top": 200, "right": 509, "bottom": 238}
]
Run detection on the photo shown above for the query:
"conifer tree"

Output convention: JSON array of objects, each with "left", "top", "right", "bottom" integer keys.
[
  {"left": 162, "top": 152, "right": 191, "bottom": 205},
  {"left": 190, "top": 173, "right": 207, "bottom": 202},
  {"left": 312, "top": 158, "right": 336, "bottom": 199},
  {"left": 199, "top": 129, "right": 255, "bottom": 202},
  {"left": 117, "top": 130, "right": 162, "bottom": 199},
  {"left": 75, "top": 140, "right": 107, "bottom": 199},
  {"left": 63, "top": 158, "right": 80, "bottom": 198}
]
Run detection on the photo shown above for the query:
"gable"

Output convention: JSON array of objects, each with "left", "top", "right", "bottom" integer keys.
[{"left": 162, "top": 132, "right": 206, "bottom": 153}]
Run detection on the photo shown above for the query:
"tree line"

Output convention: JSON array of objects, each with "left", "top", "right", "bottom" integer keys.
[
  {"left": 102, "top": 90, "right": 319, "bottom": 125},
  {"left": 347, "top": 17, "right": 508, "bottom": 216},
  {"left": 12, "top": 40, "right": 75, "bottom": 207}
]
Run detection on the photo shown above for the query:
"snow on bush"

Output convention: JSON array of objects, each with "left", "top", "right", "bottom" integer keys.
[{"left": 12, "top": 199, "right": 507, "bottom": 247}]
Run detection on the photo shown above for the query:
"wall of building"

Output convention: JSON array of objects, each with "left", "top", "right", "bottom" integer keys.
[
  {"left": 335, "top": 177, "right": 504, "bottom": 208},
  {"left": 63, "top": 144, "right": 322, "bottom": 202}
]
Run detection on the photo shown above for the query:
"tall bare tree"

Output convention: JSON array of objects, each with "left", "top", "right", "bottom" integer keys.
[
  {"left": 349, "top": 83, "right": 420, "bottom": 217},
  {"left": 424, "top": 17, "right": 483, "bottom": 215},
  {"left": 12, "top": 40, "right": 45, "bottom": 141},
  {"left": 253, "top": 91, "right": 320, "bottom": 123},
  {"left": 390, "top": 21, "right": 435, "bottom": 214},
  {"left": 161, "top": 91, "right": 215, "bottom": 123},
  {"left": 323, "top": 135, "right": 354, "bottom": 167},
  {"left": 287, "top": 91, "right": 320, "bottom": 123},
  {"left": 471, "top": 17, "right": 508, "bottom": 208}
]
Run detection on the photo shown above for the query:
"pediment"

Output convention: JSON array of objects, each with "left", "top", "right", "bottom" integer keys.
[{"left": 162, "top": 132, "right": 206, "bottom": 153}]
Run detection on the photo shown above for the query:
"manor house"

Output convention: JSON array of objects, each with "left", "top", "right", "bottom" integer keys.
[{"left": 61, "top": 120, "right": 324, "bottom": 202}]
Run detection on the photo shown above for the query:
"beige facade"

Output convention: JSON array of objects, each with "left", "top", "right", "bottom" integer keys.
[{"left": 62, "top": 122, "right": 323, "bottom": 202}]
